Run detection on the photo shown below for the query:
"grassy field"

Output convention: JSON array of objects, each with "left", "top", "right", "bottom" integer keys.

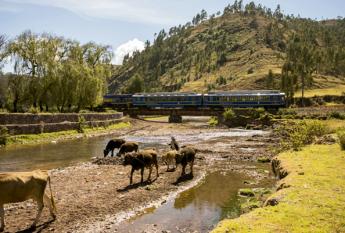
[
  {"left": 7, "top": 122, "right": 130, "bottom": 145},
  {"left": 212, "top": 143, "right": 345, "bottom": 233}
]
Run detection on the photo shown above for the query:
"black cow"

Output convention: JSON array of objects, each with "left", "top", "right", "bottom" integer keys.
[
  {"left": 123, "top": 150, "right": 159, "bottom": 185},
  {"left": 103, "top": 139, "right": 126, "bottom": 157},
  {"left": 175, "top": 147, "right": 196, "bottom": 177}
]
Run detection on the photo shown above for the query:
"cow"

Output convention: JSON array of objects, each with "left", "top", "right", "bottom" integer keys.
[
  {"left": 116, "top": 142, "right": 139, "bottom": 157},
  {"left": 175, "top": 147, "right": 196, "bottom": 177},
  {"left": 0, "top": 170, "right": 56, "bottom": 232},
  {"left": 123, "top": 150, "right": 159, "bottom": 185},
  {"left": 103, "top": 139, "right": 126, "bottom": 157},
  {"left": 162, "top": 150, "right": 179, "bottom": 171}
]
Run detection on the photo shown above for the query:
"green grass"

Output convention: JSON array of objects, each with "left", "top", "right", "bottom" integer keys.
[
  {"left": 7, "top": 122, "right": 130, "bottom": 145},
  {"left": 212, "top": 144, "right": 345, "bottom": 233},
  {"left": 295, "top": 85, "right": 345, "bottom": 97}
]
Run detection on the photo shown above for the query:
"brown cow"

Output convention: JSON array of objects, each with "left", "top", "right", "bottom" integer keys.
[
  {"left": 162, "top": 150, "right": 179, "bottom": 171},
  {"left": 175, "top": 147, "right": 196, "bottom": 177},
  {"left": 123, "top": 149, "right": 159, "bottom": 185},
  {"left": 116, "top": 142, "right": 139, "bottom": 157},
  {"left": 0, "top": 170, "right": 56, "bottom": 232}
]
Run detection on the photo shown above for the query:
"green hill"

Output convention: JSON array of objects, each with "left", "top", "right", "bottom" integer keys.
[{"left": 108, "top": 2, "right": 345, "bottom": 95}]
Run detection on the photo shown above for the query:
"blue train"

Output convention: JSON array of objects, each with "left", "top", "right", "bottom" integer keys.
[{"left": 104, "top": 90, "right": 286, "bottom": 109}]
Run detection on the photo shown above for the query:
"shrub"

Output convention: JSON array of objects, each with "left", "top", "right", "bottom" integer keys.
[
  {"left": 337, "top": 130, "right": 345, "bottom": 150},
  {"left": 223, "top": 108, "right": 236, "bottom": 121},
  {"left": 328, "top": 111, "right": 345, "bottom": 120},
  {"left": 208, "top": 117, "right": 218, "bottom": 127},
  {"left": 275, "top": 120, "right": 327, "bottom": 151},
  {"left": 0, "top": 126, "right": 9, "bottom": 146},
  {"left": 29, "top": 106, "right": 39, "bottom": 114},
  {"left": 77, "top": 116, "right": 86, "bottom": 133},
  {"left": 247, "top": 67, "right": 254, "bottom": 74}
]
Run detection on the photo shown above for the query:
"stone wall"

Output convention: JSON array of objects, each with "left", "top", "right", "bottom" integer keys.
[{"left": 0, "top": 113, "right": 123, "bottom": 135}]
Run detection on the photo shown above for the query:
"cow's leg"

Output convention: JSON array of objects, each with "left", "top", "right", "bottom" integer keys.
[
  {"left": 181, "top": 164, "right": 186, "bottom": 176},
  {"left": 166, "top": 163, "right": 169, "bottom": 172},
  {"left": 130, "top": 167, "right": 135, "bottom": 185},
  {"left": 155, "top": 162, "right": 159, "bottom": 178},
  {"left": 0, "top": 204, "right": 4, "bottom": 232},
  {"left": 140, "top": 167, "right": 144, "bottom": 183},
  {"left": 148, "top": 166, "right": 152, "bottom": 182},
  {"left": 190, "top": 160, "right": 194, "bottom": 176},
  {"left": 44, "top": 194, "right": 56, "bottom": 219},
  {"left": 31, "top": 198, "right": 44, "bottom": 229},
  {"left": 111, "top": 149, "right": 114, "bottom": 157}
]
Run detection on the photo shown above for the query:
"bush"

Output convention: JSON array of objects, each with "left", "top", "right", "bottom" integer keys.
[
  {"left": 29, "top": 106, "right": 39, "bottom": 114},
  {"left": 208, "top": 117, "right": 218, "bottom": 127},
  {"left": 77, "top": 116, "right": 86, "bottom": 133},
  {"left": 328, "top": 111, "right": 345, "bottom": 120},
  {"left": 0, "top": 126, "right": 9, "bottom": 146},
  {"left": 337, "top": 130, "right": 345, "bottom": 150},
  {"left": 223, "top": 108, "right": 236, "bottom": 121},
  {"left": 275, "top": 120, "right": 327, "bottom": 151}
]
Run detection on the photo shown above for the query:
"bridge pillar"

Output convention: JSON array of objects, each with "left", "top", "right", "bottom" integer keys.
[{"left": 169, "top": 115, "right": 182, "bottom": 123}]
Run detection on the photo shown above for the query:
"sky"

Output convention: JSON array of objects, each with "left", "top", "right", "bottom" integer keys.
[{"left": 1, "top": 0, "right": 345, "bottom": 71}]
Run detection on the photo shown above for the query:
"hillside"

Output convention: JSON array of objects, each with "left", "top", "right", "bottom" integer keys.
[{"left": 108, "top": 2, "right": 345, "bottom": 95}]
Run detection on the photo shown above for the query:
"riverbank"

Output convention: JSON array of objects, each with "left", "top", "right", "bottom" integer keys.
[
  {"left": 5, "top": 121, "right": 131, "bottom": 146},
  {"left": 2, "top": 119, "right": 276, "bottom": 233},
  {"left": 212, "top": 143, "right": 345, "bottom": 232}
]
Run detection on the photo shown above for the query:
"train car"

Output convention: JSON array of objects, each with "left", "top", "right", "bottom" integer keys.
[
  {"left": 103, "top": 94, "right": 133, "bottom": 109},
  {"left": 132, "top": 92, "right": 203, "bottom": 109},
  {"left": 203, "top": 90, "right": 286, "bottom": 109}
]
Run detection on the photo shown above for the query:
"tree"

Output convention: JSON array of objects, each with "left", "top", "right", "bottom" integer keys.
[
  {"left": 126, "top": 75, "right": 144, "bottom": 94},
  {"left": 266, "top": 69, "right": 274, "bottom": 89},
  {"left": 0, "top": 35, "right": 7, "bottom": 69}
]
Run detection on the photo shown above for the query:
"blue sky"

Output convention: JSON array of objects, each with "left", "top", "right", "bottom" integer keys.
[{"left": 1, "top": 0, "right": 344, "bottom": 69}]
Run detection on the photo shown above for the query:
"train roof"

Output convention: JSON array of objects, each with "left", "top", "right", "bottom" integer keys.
[
  {"left": 205, "top": 90, "right": 285, "bottom": 96},
  {"left": 133, "top": 92, "right": 202, "bottom": 97}
]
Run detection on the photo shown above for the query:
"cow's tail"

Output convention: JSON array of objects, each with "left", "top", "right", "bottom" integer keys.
[{"left": 48, "top": 176, "right": 57, "bottom": 213}]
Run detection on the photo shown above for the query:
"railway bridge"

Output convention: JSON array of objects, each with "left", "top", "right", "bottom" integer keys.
[{"left": 123, "top": 108, "right": 225, "bottom": 123}]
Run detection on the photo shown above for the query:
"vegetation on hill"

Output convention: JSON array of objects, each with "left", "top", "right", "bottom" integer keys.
[
  {"left": 109, "top": 1, "right": 345, "bottom": 102},
  {"left": 0, "top": 31, "right": 112, "bottom": 112}
]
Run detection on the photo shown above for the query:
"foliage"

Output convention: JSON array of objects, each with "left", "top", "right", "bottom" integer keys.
[
  {"left": 328, "top": 111, "right": 345, "bottom": 120},
  {"left": 126, "top": 74, "right": 144, "bottom": 94},
  {"left": 337, "top": 130, "right": 345, "bottom": 150},
  {"left": 0, "top": 126, "right": 9, "bottom": 145},
  {"left": 208, "top": 116, "right": 218, "bottom": 126},
  {"left": 275, "top": 120, "right": 327, "bottom": 151},
  {"left": 107, "top": 1, "right": 345, "bottom": 94},
  {"left": 77, "top": 116, "right": 86, "bottom": 133},
  {"left": 223, "top": 108, "right": 236, "bottom": 121},
  {"left": 212, "top": 144, "right": 345, "bottom": 233},
  {"left": 2, "top": 31, "right": 112, "bottom": 112}
]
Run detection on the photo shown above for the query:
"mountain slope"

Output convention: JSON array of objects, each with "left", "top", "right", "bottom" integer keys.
[{"left": 108, "top": 3, "right": 345, "bottom": 94}]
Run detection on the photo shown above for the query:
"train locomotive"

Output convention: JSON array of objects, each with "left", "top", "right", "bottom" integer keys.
[{"left": 104, "top": 90, "right": 286, "bottom": 110}]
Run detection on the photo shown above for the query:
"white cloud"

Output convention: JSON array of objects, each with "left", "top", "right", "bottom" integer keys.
[
  {"left": 113, "top": 38, "right": 145, "bottom": 65},
  {"left": 5, "top": 0, "right": 177, "bottom": 25}
]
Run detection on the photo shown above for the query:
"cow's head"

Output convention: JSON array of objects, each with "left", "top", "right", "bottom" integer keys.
[
  {"left": 123, "top": 153, "right": 135, "bottom": 166},
  {"left": 103, "top": 149, "right": 109, "bottom": 157}
]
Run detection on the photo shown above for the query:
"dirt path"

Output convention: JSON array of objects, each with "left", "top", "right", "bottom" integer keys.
[{"left": 2, "top": 119, "right": 276, "bottom": 233}]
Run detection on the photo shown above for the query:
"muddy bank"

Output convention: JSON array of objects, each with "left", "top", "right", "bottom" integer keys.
[{"left": 2, "top": 119, "right": 276, "bottom": 233}]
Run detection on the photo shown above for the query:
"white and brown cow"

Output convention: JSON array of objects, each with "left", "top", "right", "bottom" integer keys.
[{"left": 0, "top": 170, "right": 56, "bottom": 232}]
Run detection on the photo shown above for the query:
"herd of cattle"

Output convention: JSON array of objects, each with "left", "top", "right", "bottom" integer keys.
[{"left": 0, "top": 137, "right": 196, "bottom": 232}]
